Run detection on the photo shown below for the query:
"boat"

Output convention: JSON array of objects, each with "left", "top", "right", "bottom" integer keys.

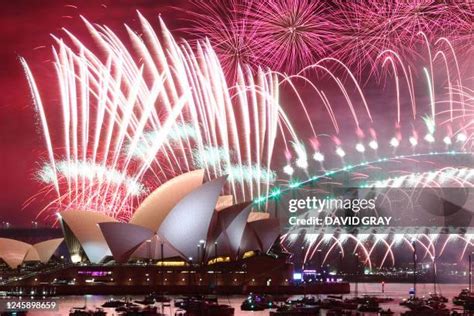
[
  {"left": 116, "top": 305, "right": 164, "bottom": 316},
  {"left": 399, "top": 296, "right": 425, "bottom": 308},
  {"left": 240, "top": 293, "right": 274, "bottom": 311},
  {"left": 401, "top": 304, "right": 449, "bottom": 315},
  {"left": 69, "top": 307, "right": 107, "bottom": 316},
  {"left": 379, "top": 308, "right": 394, "bottom": 315},
  {"left": 102, "top": 298, "right": 126, "bottom": 308},
  {"left": 428, "top": 293, "right": 448, "bottom": 303},
  {"left": 175, "top": 297, "right": 234, "bottom": 316},
  {"left": 357, "top": 300, "right": 380, "bottom": 313},
  {"left": 115, "top": 302, "right": 139, "bottom": 312},
  {"left": 149, "top": 293, "right": 171, "bottom": 303},
  {"left": 134, "top": 294, "right": 156, "bottom": 305},
  {"left": 326, "top": 309, "right": 353, "bottom": 316},
  {"left": 286, "top": 296, "right": 320, "bottom": 306},
  {"left": 270, "top": 304, "right": 320, "bottom": 315},
  {"left": 349, "top": 295, "right": 393, "bottom": 304},
  {"left": 240, "top": 298, "right": 265, "bottom": 311},
  {"left": 453, "top": 289, "right": 473, "bottom": 306},
  {"left": 69, "top": 309, "right": 91, "bottom": 316}
]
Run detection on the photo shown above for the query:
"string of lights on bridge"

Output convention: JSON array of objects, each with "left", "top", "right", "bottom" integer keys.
[{"left": 253, "top": 149, "right": 473, "bottom": 205}]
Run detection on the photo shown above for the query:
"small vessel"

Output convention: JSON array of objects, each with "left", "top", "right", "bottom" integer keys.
[
  {"left": 453, "top": 288, "right": 473, "bottom": 306},
  {"left": 240, "top": 293, "right": 274, "bottom": 311},
  {"left": 102, "top": 298, "right": 126, "bottom": 308},
  {"left": 69, "top": 307, "right": 107, "bottom": 316},
  {"left": 240, "top": 298, "right": 265, "bottom": 311},
  {"left": 379, "top": 308, "right": 394, "bottom": 315},
  {"left": 270, "top": 304, "right": 320, "bottom": 315},
  {"left": 428, "top": 293, "right": 448, "bottom": 303},
  {"left": 134, "top": 294, "right": 156, "bottom": 305},
  {"left": 399, "top": 296, "right": 424, "bottom": 309},
  {"left": 115, "top": 302, "right": 139, "bottom": 312},
  {"left": 357, "top": 300, "right": 380, "bottom": 313},
  {"left": 116, "top": 305, "right": 163, "bottom": 316},
  {"left": 1, "top": 312, "right": 28, "bottom": 316},
  {"left": 353, "top": 295, "right": 393, "bottom": 304},
  {"left": 149, "top": 293, "right": 171, "bottom": 303},
  {"left": 286, "top": 296, "right": 320, "bottom": 306},
  {"left": 175, "top": 297, "right": 234, "bottom": 316},
  {"left": 401, "top": 304, "right": 449, "bottom": 315},
  {"left": 326, "top": 309, "right": 352, "bottom": 316}
]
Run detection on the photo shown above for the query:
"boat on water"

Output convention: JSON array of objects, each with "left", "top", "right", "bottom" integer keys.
[
  {"left": 379, "top": 308, "right": 394, "bottom": 315},
  {"left": 453, "top": 288, "right": 474, "bottom": 306},
  {"left": 175, "top": 296, "right": 234, "bottom": 316},
  {"left": 401, "top": 304, "right": 450, "bottom": 316},
  {"left": 325, "top": 309, "right": 353, "bottom": 316},
  {"left": 399, "top": 296, "right": 425, "bottom": 308},
  {"left": 399, "top": 295, "right": 450, "bottom": 316},
  {"left": 148, "top": 293, "right": 171, "bottom": 303},
  {"left": 134, "top": 294, "right": 156, "bottom": 305},
  {"left": 357, "top": 300, "right": 380, "bottom": 313},
  {"left": 286, "top": 296, "right": 320, "bottom": 306},
  {"left": 69, "top": 307, "right": 107, "bottom": 316},
  {"left": 101, "top": 298, "right": 126, "bottom": 308},
  {"left": 319, "top": 298, "right": 357, "bottom": 310},
  {"left": 270, "top": 304, "right": 320, "bottom": 316},
  {"left": 115, "top": 302, "right": 140, "bottom": 312},
  {"left": 240, "top": 293, "right": 274, "bottom": 311},
  {"left": 116, "top": 305, "right": 164, "bottom": 316},
  {"left": 347, "top": 295, "right": 393, "bottom": 304},
  {"left": 427, "top": 293, "right": 448, "bottom": 303}
]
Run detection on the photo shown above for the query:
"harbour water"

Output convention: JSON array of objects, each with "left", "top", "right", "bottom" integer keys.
[{"left": 26, "top": 282, "right": 469, "bottom": 315}]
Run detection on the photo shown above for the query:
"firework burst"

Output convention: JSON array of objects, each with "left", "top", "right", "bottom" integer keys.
[
  {"left": 22, "top": 14, "right": 302, "bottom": 219},
  {"left": 181, "top": 0, "right": 259, "bottom": 80},
  {"left": 247, "top": 0, "right": 336, "bottom": 74},
  {"left": 332, "top": 0, "right": 460, "bottom": 77},
  {"left": 182, "top": 0, "right": 473, "bottom": 78}
]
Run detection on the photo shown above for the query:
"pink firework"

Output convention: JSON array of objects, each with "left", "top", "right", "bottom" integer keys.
[
  {"left": 449, "top": 3, "right": 474, "bottom": 61},
  {"left": 182, "top": 0, "right": 259, "bottom": 79},
  {"left": 332, "top": 0, "right": 466, "bottom": 77},
  {"left": 247, "top": 0, "right": 336, "bottom": 74}
]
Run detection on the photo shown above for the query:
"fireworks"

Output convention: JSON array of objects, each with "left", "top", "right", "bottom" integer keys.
[
  {"left": 332, "top": 1, "right": 464, "bottom": 76},
  {"left": 22, "top": 14, "right": 301, "bottom": 219},
  {"left": 181, "top": 0, "right": 259, "bottom": 79},
  {"left": 184, "top": 0, "right": 473, "bottom": 77},
  {"left": 20, "top": 2, "right": 474, "bottom": 266},
  {"left": 248, "top": 0, "right": 335, "bottom": 74},
  {"left": 282, "top": 231, "right": 474, "bottom": 270},
  {"left": 37, "top": 160, "right": 146, "bottom": 197},
  {"left": 366, "top": 167, "right": 474, "bottom": 188}
]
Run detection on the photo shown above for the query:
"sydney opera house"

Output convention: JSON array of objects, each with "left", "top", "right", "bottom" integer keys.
[{"left": 0, "top": 171, "right": 348, "bottom": 295}]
